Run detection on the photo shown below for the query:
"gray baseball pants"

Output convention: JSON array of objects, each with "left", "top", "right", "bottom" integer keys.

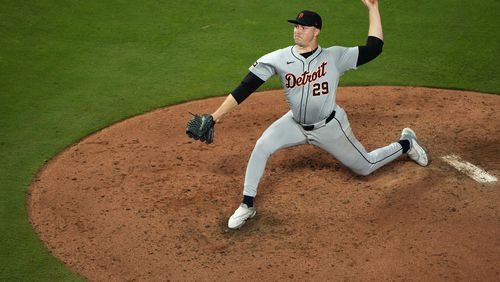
[{"left": 243, "top": 105, "right": 403, "bottom": 197}]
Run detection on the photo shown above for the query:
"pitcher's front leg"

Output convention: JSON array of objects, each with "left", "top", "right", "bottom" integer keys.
[{"left": 243, "top": 111, "right": 307, "bottom": 197}]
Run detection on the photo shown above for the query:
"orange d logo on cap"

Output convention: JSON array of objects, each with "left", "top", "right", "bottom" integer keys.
[{"left": 288, "top": 10, "right": 322, "bottom": 29}]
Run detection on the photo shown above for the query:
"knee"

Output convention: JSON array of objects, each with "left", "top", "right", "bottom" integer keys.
[
  {"left": 253, "top": 136, "right": 277, "bottom": 157},
  {"left": 352, "top": 167, "right": 373, "bottom": 176},
  {"left": 358, "top": 170, "right": 372, "bottom": 177}
]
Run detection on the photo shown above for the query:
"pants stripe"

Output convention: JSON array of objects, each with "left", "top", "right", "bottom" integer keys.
[{"left": 333, "top": 117, "right": 402, "bottom": 165}]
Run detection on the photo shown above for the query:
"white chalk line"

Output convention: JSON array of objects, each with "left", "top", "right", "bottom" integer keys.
[{"left": 441, "top": 155, "right": 497, "bottom": 183}]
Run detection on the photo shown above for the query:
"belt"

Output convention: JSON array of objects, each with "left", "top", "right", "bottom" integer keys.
[{"left": 301, "top": 110, "right": 336, "bottom": 131}]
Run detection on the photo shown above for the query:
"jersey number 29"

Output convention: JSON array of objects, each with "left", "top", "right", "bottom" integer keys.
[{"left": 312, "top": 82, "right": 329, "bottom": 96}]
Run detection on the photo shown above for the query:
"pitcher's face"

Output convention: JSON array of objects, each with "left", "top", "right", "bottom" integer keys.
[{"left": 293, "top": 24, "right": 319, "bottom": 47}]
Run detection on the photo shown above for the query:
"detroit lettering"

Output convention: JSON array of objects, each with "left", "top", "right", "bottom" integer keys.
[{"left": 285, "top": 61, "right": 327, "bottom": 88}]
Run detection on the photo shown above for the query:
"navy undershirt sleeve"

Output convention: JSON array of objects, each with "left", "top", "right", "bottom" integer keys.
[
  {"left": 230, "top": 72, "right": 265, "bottom": 104},
  {"left": 356, "top": 36, "right": 384, "bottom": 66}
]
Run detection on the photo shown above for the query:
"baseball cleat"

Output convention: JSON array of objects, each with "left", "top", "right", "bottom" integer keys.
[
  {"left": 401, "top": 128, "right": 429, "bottom": 166},
  {"left": 228, "top": 203, "right": 256, "bottom": 229}
]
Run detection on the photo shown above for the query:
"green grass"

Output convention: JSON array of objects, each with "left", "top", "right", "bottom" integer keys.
[{"left": 1, "top": 0, "right": 499, "bottom": 280}]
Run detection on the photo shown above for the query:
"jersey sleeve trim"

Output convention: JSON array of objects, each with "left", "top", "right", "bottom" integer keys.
[{"left": 249, "top": 69, "right": 270, "bottom": 82}]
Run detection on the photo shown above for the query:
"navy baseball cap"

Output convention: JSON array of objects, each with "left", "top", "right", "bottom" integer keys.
[{"left": 288, "top": 10, "right": 322, "bottom": 29}]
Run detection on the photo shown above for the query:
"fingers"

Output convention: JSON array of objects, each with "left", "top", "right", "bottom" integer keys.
[
  {"left": 361, "top": 0, "right": 377, "bottom": 7},
  {"left": 205, "top": 128, "right": 214, "bottom": 144}
]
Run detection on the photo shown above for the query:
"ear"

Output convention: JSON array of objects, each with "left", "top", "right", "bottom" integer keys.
[{"left": 314, "top": 28, "right": 321, "bottom": 37}]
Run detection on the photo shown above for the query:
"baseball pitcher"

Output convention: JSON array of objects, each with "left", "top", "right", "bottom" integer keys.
[{"left": 186, "top": 0, "right": 429, "bottom": 229}]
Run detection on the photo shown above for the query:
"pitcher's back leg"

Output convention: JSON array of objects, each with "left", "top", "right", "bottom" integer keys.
[{"left": 311, "top": 107, "right": 403, "bottom": 176}]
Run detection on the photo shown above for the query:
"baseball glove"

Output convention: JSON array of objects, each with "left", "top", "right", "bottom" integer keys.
[{"left": 186, "top": 114, "right": 215, "bottom": 144}]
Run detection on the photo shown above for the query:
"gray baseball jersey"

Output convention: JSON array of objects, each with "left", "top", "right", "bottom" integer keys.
[
  {"left": 249, "top": 45, "right": 358, "bottom": 124},
  {"left": 241, "top": 44, "right": 405, "bottom": 197}
]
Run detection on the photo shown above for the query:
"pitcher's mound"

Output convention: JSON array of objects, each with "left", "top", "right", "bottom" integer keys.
[{"left": 28, "top": 86, "right": 500, "bottom": 281}]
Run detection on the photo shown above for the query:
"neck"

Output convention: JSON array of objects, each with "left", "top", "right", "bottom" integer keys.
[{"left": 296, "top": 42, "right": 319, "bottom": 54}]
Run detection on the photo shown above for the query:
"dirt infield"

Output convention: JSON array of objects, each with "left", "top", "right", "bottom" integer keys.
[{"left": 28, "top": 86, "right": 499, "bottom": 281}]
